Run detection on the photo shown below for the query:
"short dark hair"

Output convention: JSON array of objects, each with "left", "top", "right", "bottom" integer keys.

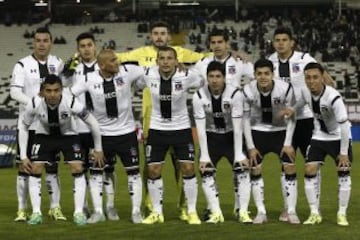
[
  {"left": 304, "top": 62, "right": 324, "bottom": 74},
  {"left": 41, "top": 74, "right": 62, "bottom": 91},
  {"left": 273, "top": 27, "right": 293, "bottom": 39},
  {"left": 207, "top": 61, "right": 225, "bottom": 77},
  {"left": 35, "top": 27, "right": 52, "bottom": 41},
  {"left": 208, "top": 29, "right": 229, "bottom": 42},
  {"left": 76, "top": 32, "right": 95, "bottom": 44},
  {"left": 150, "top": 21, "right": 170, "bottom": 32},
  {"left": 157, "top": 46, "right": 177, "bottom": 59},
  {"left": 254, "top": 58, "right": 274, "bottom": 72}
]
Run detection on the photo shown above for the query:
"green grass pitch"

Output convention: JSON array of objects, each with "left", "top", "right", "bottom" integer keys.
[{"left": 0, "top": 142, "right": 359, "bottom": 240}]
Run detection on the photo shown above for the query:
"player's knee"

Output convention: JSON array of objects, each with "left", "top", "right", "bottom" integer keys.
[
  {"left": 250, "top": 165, "right": 262, "bottom": 176},
  {"left": 70, "top": 163, "right": 83, "bottom": 174},
  {"left": 147, "top": 164, "right": 161, "bottom": 179},
  {"left": 180, "top": 162, "right": 194, "bottom": 176},
  {"left": 305, "top": 163, "right": 318, "bottom": 176},
  {"left": 45, "top": 162, "right": 58, "bottom": 174},
  {"left": 283, "top": 163, "right": 296, "bottom": 175}
]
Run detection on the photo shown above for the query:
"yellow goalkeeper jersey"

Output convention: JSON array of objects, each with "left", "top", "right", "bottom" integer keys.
[{"left": 117, "top": 46, "right": 208, "bottom": 138}]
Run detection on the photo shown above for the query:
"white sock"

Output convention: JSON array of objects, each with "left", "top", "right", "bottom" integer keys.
[
  {"left": 338, "top": 174, "right": 351, "bottom": 215},
  {"left": 251, "top": 175, "right": 266, "bottom": 214},
  {"left": 316, "top": 169, "right": 321, "bottom": 211},
  {"left": 29, "top": 175, "right": 42, "bottom": 214},
  {"left": 201, "top": 175, "right": 221, "bottom": 213},
  {"left": 17, "top": 173, "right": 29, "bottom": 210},
  {"left": 73, "top": 173, "right": 86, "bottom": 214},
  {"left": 147, "top": 177, "right": 163, "bottom": 215},
  {"left": 285, "top": 174, "right": 298, "bottom": 214},
  {"left": 280, "top": 171, "right": 288, "bottom": 210},
  {"left": 104, "top": 172, "right": 115, "bottom": 209},
  {"left": 233, "top": 174, "right": 239, "bottom": 212},
  {"left": 45, "top": 173, "right": 61, "bottom": 209},
  {"left": 237, "top": 171, "right": 251, "bottom": 212},
  {"left": 128, "top": 173, "right": 142, "bottom": 214},
  {"left": 89, "top": 173, "right": 104, "bottom": 214},
  {"left": 183, "top": 175, "right": 198, "bottom": 214},
  {"left": 304, "top": 175, "right": 319, "bottom": 214}
]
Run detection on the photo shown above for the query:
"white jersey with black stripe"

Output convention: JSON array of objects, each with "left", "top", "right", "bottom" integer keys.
[
  {"left": 71, "top": 64, "right": 144, "bottom": 136},
  {"left": 21, "top": 89, "right": 87, "bottom": 135},
  {"left": 193, "top": 54, "right": 254, "bottom": 89},
  {"left": 11, "top": 54, "right": 64, "bottom": 129},
  {"left": 193, "top": 84, "right": 243, "bottom": 133},
  {"left": 242, "top": 79, "right": 295, "bottom": 132},
  {"left": 299, "top": 85, "right": 350, "bottom": 140},
  {"left": 72, "top": 61, "right": 100, "bottom": 133},
  {"left": 140, "top": 66, "right": 203, "bottom": 131},
  {"left": 268, "top": 51, "right": 316, "bottom": 120}
]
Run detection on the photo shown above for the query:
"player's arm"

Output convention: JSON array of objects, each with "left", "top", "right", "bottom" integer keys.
[
  {"left": 69, "top": 75, "right": 87, "bottom": 97},
  {"left": 10, "top": 62, "right": 31, "bottom": 105},
  {"left": 116, "top": 49, "right": 142, "bottom": 64},
  {"left": 188, "top": 69, "right": 205, "bottom": 90},
  {"left": 281, "top": 86, "right": 296, "bottom": 161},
  {"left": 176, "top": 46, "right": 210, "bottom": 64},
  {"left": 192, "top": 91, "right": 212, "bottom": 173}
]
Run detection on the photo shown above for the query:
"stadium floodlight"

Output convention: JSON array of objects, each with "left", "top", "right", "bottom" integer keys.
[
  {"left": 166, "top": 1, "right": 200, "bottom": 6},
  {"left": 76, "top": 0, "right": 80, "bottom": 3},
  {"left": 117, "top": 0, "right": 122, "bottom": 2},
  {"left": 35, "top": 0, "right": 48, "bottom": 7}
]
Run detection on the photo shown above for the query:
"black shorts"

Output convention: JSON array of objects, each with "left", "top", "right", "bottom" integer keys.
[
  {"left": 31, "top": 134, "right": 82, "bottom": 163},
  {"left": 102, "top": 131, "right": 139, "bottom": 170},
  {"left": 306, "top": 139, "right": 353, "bottom": 165},
  {"left": 16, "top": 130, "right": 35, "bottom": 163},
  {"left": 293, "top": 118, "right": 314, "bottom": 157},
  {"left": 207, "top": 131, "right": 234, "bottom": 166},
  {"left": 146, "top": 128, "right": 195, "bottom": 165},
  {"left": 251, "top": 130, "right": 292, "bottom": 165},
  {"left": 79, "top": 132, "right": 94, "bottom": 169}
]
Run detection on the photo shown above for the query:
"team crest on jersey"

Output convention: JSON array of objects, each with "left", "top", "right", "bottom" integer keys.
[
  {"left": 60, "top": 111, "right": 69, "bottom": 119},
  {"left": 115, "top": 77, "right": 124, "bottom": 86},
  {"left": 228, "top": 65, "right": 236, "bottom": 75},
  {"left": 321, "top": 106, "right": 329, "bottom": 112},
  {"left": 223, "top": 102, "right": 230, "bottom": 110},
  {"left": 175, "top": 81, "right": 183, "bottom": 91},
  {"left": 48, "top": 65, "right": 56, "bottom": 74},
  {"left": 273, "top": 97, "right": 281, "bottom": 105},
  {"left": 292, "top": 63, "right": 300, "bottom": 73}
]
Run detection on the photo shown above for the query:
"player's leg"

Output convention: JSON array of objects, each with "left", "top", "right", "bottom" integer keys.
[
  {"left": 118, "top": 132, "right": 143, "bottom": 224},
  {"left": 142, "top": 139, "right": 166, "bottom": 224},
  {"left": 64, "top": 137, "right": 87, "bottom": 226},
  {"left": 303, "top": 139, "right": 324, "bottom": 225},
  {"left": 281, "top": 162, "right": 299, "bottom": 224},
  {"left": 79, "top": 132, "right": 93, "bottom": 217},
  {"left": 27, "top": 162, "right": 45, "bottom": 225}
]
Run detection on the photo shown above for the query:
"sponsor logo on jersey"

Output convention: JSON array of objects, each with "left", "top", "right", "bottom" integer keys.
[
  {"left": 104, "top": 91, "right": 117, "bottom": 99},
  {"left": 30, "top": 69, "right": 37, "bottom": 73},
  {"left": 115, "top": 77, "right": 124, "bottom": 86},
  {"left": 93, "top": 83, "right": 102, "bottom": 89},
  {"left": 151, "top": 83, "right": 158, "bottom": 88},
  {"left": 159, "top": 94, "right": 172, "bottom": 101}
]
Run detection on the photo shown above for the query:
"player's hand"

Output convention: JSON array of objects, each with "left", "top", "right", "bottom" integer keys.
[
  {"left": 337, "top": 154, "right": 351, "bottom": 171},
  {"left": 199, "top": 161, "right": 215, "bottom": 174},
  {"left": 233, "top": 158, "right": 250, "bottom": 172},
  {"left": 230, "top": 50, "right": 250, "bottom": 62},
  {"left": 62, "top": 53, "right": 80, "bottom": 78},
  {"left": 280, "top": 145, "right": 296, "bottom": 162},
  {"left": 248, "top": 148, "right": 262, "bottom": 167},
  {"left": 92, "top": 150, "right": 105, "bottom": 168},
  {"left": 280, "top": 108, "right": 295, "bottom": 120},
  {"left": 21, "top": 158, "right": 32, "bottom": 174},
  {"left": 177, "top": 62, "right": 187, "bottom": 72}
]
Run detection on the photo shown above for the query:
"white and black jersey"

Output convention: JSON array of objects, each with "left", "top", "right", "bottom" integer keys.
[
  {"left": 298, "top": 85, "right": 350, "bottom": 141},
  {"left": 140, "top": 66, "right": 203, "bottom": 131},
  {"left": 194, "top": 54, "right": 254, "bottom": 89},
  {"left": 242, "top": 79, "right": 295, "bottom": 132},
  {"left": 22, "top": 89, "right": 88, "bottom": 136},
  {"left": 72, "top": 60, "right": 99, "bottom": 133},
  {"left": 193, "top": 84, "right": 243, "bottom": 133},
  {"left": 71, "top": 64, "right": 144, "bottom": 136},
  {"left": 268, "top": 51, "right": 316, "bottom": 119}
]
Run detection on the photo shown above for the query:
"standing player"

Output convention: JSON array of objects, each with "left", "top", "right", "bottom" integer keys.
[
  {"left": 117, "top": 21, "right": 210, "bottom": 220},
  {"left": 18, "top": 74, "right": 104, "bottom": 225},
  {"left": 71, "top": 49, "right": 144, "bottom": 224},
  {"left": 268, "top": 27, "right": 335, "bottom": 221},
  {"left": 294, "top": 63, "right": 352, "bottom": 226},
  {"left": 139, "top": 46, "right": 203, "bottom": 224},
  {"left": 10, "top": 27, "right": 65, "bottom": 222},
  {"left": 194, "top": 29, "right": 253, "bottom": 219},
  {"left": 193, "top": 61, "right": 251, "bottom": 224},
  {"left": 242, "top": 59, "right": 299, "bottom": 224}
]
